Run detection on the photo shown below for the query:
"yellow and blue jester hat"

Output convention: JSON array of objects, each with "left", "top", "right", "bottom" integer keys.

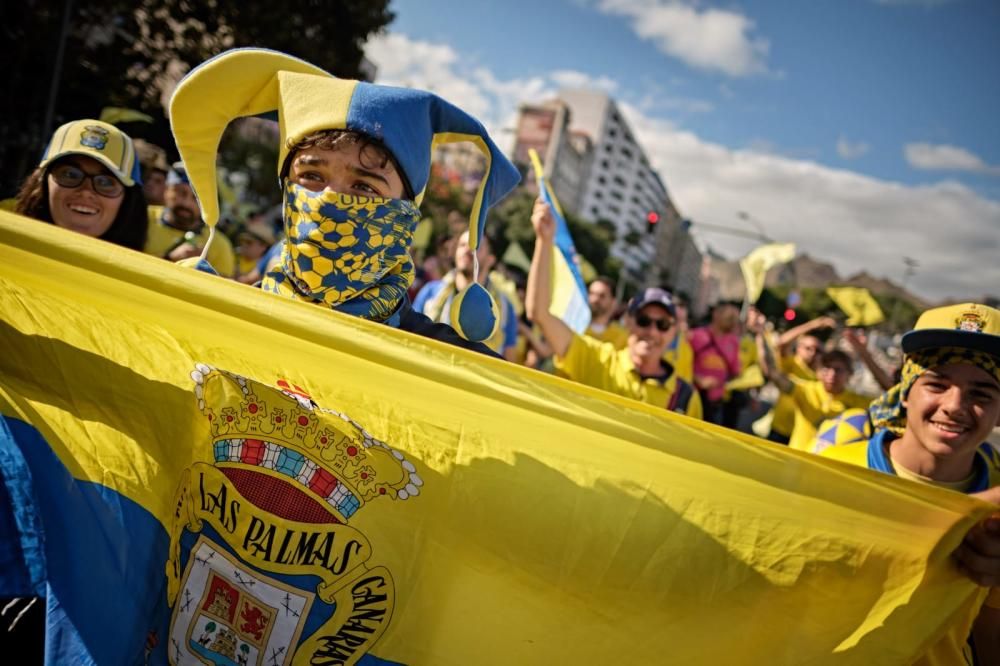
[
  {"left": 810, "top": 408, "right": 872, "bottom": 454},
  {"left": 169, "top": 47, "right": 520, "bottom": 341}
]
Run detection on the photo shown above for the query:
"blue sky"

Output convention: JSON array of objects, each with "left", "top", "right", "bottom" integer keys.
[{"left": 368, "top": 0, "right": 1000, "bottom": 300}]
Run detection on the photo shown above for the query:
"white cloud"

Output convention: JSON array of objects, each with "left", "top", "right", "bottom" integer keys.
[
  {"left": 904, "top": 143, "right": 1000, "bottom": 175},
  {"left": 624, "top": 106, "right": 1000, "bottom": 300},
  {"left": 836, "top": 136, "right": 870, "bottom": 160},
  {"left": 595, "top": 0, "right": 770, "bottom": 77},
  {"left": 365, "top": 32, "right": 1000, "bottom": 301},
  {"left": 550, "top": 69, "right": 619, "bottom": 93},
  {"left": 366, "top": 32, "right": 558, "bottom": 149}
]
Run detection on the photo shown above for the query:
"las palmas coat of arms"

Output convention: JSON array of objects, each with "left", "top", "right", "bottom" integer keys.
[{"left": 165, "top": 365, "right": 422, "bottom": 665}]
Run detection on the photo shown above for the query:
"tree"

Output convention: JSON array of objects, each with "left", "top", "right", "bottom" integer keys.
[
  {"left": 487, "top": 190, "right": 620, "bottom": 281},
  {"left": 1, "top": 0, "right": 393, "bottom": 196}
]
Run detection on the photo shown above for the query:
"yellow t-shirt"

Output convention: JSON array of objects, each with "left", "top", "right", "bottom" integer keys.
[
  {"left": 822, "top": 439, "right": 1000, "bottom": 665},
  {"left": 144, "top": 206, "right": 237, "bottom": 278},
  {"left": 771, "top": 356, "right": 817, "bottom": 437},
  {"left": 788, "top": 380, "right": 871, "bottom": 451},
  {"left": 663, "top": 331, "right": 694, "bottom": 384},
  {"left": 724, "top": 334, "right": 765, "bottom": 395},
  {"left": 237, "top": 254, "right": 258, "bottom": 277},
  {"left": 585, "top": 321, "right": 630, "bottom": 350},
  {"left": 556, "top": 333, "right": 702, "bottom": 419}
]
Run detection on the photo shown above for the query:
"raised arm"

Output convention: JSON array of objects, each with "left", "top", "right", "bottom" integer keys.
[
  {"left": 843, "top": 329, "right": 894, "bottom": 391},
  {"left": 777, "top": 315, "right": 836, "bottom": 353},
  {"left": 525, "top": 198, "right": 574, "bottom": 358},
  {"left": 749, "top": 308, "right": 794, "bottom": 394}
]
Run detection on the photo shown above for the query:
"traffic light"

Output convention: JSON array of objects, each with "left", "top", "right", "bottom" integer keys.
[
  {"left": 646, "top": 211, "right": 659, "bottom": 234},
  {"left": 784, "top": 290, "right": 800, "bottom": 323}
]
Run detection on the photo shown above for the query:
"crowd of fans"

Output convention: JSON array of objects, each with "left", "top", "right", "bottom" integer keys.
[{"left": 3, "top": 44, "right": 998, "bottom": 661}]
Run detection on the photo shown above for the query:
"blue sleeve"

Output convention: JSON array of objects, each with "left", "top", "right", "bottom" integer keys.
[
  {"left": 256, "top": 242, "right": 283, "bottom": 274},
  {"left": 501, "top": 298, "right": 518, "bottom": 352},
  {"left": 412, "top": 281, "right": 442, "bottom": 314}
]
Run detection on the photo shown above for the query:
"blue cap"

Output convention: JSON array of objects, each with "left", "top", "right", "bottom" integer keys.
[{"left": 628, "top": 288, "right": 676, "bottom": 317}]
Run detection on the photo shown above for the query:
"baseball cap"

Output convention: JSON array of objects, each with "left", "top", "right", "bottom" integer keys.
[
  {"left": 39, "top": 119, "right": 140, "bottom": 187},
  {"left": 166, "top": 161, "right": 191, "bottom": 186},
  {"left": 901, "top": 303, "right": 1000, "bottom": 358},
  {"left": 628, "top": 287, "right": 676, "bottom": 317}
]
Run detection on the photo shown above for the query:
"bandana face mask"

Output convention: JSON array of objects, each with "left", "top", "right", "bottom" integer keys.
[{"left": 261, "top": 181, "right": 420, "bottom": 322}]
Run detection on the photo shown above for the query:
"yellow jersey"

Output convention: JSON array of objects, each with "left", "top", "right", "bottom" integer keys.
[
  {"left": 663, "top": 330, "right": 694, "bottom": 383},
  {"left": 787, "top": 379, "right": 871, "bottom": 451},
  {"left": 772, "top": 356, "right": 817, "bottom": 437},
  {"left": 144, "top": 206, "right": 237, "bottom": 278},
  {"left": 585, "top": 321, "right": 630, "bottom": 350},
  {"left": 556, "top": 333, "right": 702, "bottom": 419}
]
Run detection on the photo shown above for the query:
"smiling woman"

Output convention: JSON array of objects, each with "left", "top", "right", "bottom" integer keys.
[{"left": 14, "top": 119, "right": 148, "bottom": 251}]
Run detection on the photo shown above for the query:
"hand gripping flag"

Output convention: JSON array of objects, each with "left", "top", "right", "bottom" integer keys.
[
  {"left": 827, "top": 286, "right": 886, "bottom": 326},
  {"left": 0, "top": 211, "right": 995, "bottom": 665},
  {"left": 528, "top": 149, "right": 591, "bottom": 334}
]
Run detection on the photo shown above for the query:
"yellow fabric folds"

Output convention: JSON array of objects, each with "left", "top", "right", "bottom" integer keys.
[{"left": 0, "top": 210, "right": 995, "bottom": 664}]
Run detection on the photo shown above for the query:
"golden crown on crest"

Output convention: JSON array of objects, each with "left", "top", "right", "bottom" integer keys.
[{"left": 190, "top": 364, "right": 422, "bottom": 522}]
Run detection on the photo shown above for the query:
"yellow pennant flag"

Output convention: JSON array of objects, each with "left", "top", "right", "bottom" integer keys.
[
  {"left": 827, "top": 286, "right": 886, "bottom": 326},
  {"left": 0, "top": 212, "right": 991, "bottom": 664},
  {"left": 410, "top": 217, "right": 434, "bottom": 250},
  {"left": 739, "top": 242, "right": 796, "bottom": 304},
  {"left": 98, "top": 106, "right": 155, "bottom": 125}
]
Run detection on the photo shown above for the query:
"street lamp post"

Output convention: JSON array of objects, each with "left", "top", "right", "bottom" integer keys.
[
  {"left": 736, "top": 211, "right": 772, "bottom": 242},
  {"left": 889, "top": 257, "right": 919, "bottom": 331}
]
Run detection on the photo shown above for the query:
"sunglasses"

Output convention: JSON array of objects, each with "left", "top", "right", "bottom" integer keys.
[
  {"left": 635, "top": 313, "right": 672, "bottom": 331},
  {"left": 50, "top": 164, "right": 124, "bottom": 198}
]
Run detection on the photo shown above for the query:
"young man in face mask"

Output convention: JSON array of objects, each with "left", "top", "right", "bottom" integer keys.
[
  {"left": 169, "top": 48, "right": 520, "bottom": 353},
  {"left": 821, "top": 303, "right": 1000, "bottom": 666}
]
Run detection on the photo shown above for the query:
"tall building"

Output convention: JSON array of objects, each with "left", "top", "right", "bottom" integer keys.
[
  {"left": 557, "top": 90, "right": 669, "bottom": 282},
  {"left": 510, "top": 89, "right": 702, "bottom": 297},
  {"left": 511, "top": 99, "right": 591, "bottom": 213}
]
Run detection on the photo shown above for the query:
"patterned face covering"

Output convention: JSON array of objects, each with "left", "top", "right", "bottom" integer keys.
[
  {"left": 869, "top": 347, "right": 1000, "bottom": 434},
  {"left": 262, "top": 181, "right": 420, "bottom": 323}
]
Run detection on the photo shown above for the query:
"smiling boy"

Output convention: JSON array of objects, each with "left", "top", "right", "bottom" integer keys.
[{"left": 822, "top": 303, "right": 1000, "bottom": 665}]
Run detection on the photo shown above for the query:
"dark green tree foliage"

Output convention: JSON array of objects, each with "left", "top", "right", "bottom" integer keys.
[
  {"left": 487, "top": 190, "right": 621, "bottom": 281},
  {"left": 1, "top": 0, "right": 393, "bottom": 196}
]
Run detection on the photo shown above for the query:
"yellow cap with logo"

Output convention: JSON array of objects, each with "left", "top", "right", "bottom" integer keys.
[
  {"left": 39, "top": 119, "right": 140, "bottom": 187},
  {"left": 902, "top": 303, "right": 1000, "bottom": 357}
]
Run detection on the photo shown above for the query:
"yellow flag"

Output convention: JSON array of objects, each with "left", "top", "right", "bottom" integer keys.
[
  {"left": 0, "top": 211, "right": 989, "bottom": 664},
  {"left": 739, "top": 242, "right": 796, "bottom": 303},
  {"left": 410, "top": 217, "right": 434, "bottom": 250},
  {"left": 501, "top": 240, "right": 532, "bottom": 273},
  {"left": 529, "top": 149, "right": 591, "bottom": 333},
  {"left": 827, "top": 286, "right": 886, "bottom": 326},
  {"left": 98, "top": 106, "right": 154, "bottom": 125}
]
